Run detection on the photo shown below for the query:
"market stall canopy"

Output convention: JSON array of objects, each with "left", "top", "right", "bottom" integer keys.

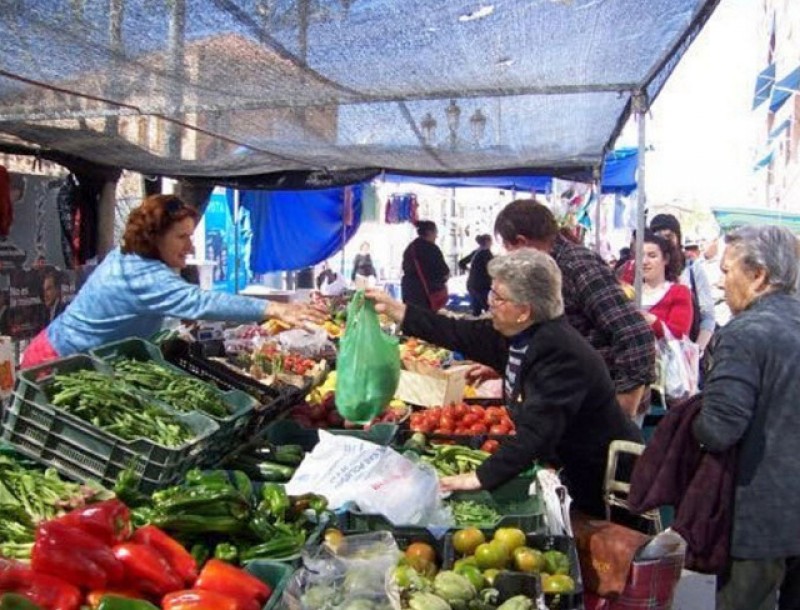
[
  {"left": 0, "top": 0, "right": 719, "bottom": 186},
  {"left": 712, "top": 207, "right": 800, "bottom": 234}
]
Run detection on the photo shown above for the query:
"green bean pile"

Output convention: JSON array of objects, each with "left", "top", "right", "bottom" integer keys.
[
  {"left": 112, "top": 359, "right": 229, "bottom": 419},
  {"left": 49, "top": 370, "right": 194, "bottom": 446}
]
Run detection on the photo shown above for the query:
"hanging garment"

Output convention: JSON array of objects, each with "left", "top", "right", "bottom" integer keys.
[{"left": 0, "top": 166, "right": 12, "bottom": 238}]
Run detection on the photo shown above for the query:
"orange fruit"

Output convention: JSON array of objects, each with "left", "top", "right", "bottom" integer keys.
[
  {"left": 405, "top": 542, "right": 437, "bottom": 565},
  {"left": 452, "top": 527, "right": 486, "bottom": 556}
]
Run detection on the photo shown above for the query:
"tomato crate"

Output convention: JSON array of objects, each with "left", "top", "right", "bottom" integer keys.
[
  {"left": 445, "top": 533, "right": 583, "bottom": 610},
  {"left": 3, "top": 354, "right": 219, "bottom": 493},
  {"left": 339, "top": 475, "right": 543, "bottom": 533},
  {"left": 394, "top": 428, "right": 515, "bottom": 452},
  {"left": 244, "top": 560, "right": 296, "bottom": 610},
  {"left": 90, "top": 338, "right": 260, "bottom": 464},
  {"left": 262, "top": 419, "right": 398, "bottom": 452}
]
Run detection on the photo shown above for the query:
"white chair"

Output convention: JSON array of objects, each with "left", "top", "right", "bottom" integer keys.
[{"left": 604, "top": 440, "right": 663, "bottom": 533}]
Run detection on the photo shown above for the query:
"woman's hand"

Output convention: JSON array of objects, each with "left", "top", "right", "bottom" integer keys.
[
  {"left": 365, "top": 288, "right": 407, "bottom": 324},
  {"left": 439, "top": 472, "right": 481, "bottom": 492},
  {"left": 266, "top": 300, "right": 328, "bottom": 327},
  {"left": 640, "top": 311, "right": 657, "bottom": 325}
]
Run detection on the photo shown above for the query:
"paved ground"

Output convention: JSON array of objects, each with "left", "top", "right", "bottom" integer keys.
[{"left": 672, "top": 570, "right": 717, "bottom": 609}]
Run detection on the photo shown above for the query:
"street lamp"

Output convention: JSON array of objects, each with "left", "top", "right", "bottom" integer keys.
[
  {"left": 420, "top": 112, "right": 437, "bottom": 146},
  {"left": 445, "top": 99, "right": 461, "bottom": 150},
  {"left": 469, "top": 109, "right": 487, "bottom": 146}
]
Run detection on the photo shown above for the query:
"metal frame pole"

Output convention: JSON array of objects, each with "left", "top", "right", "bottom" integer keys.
[
  {"left": 234, "top": 189, "right": 240, "bottom": 295},
  {"left": 632, "top": 91, "right": 649, "bottom": 308},
  {"left": 593, "top": 166, "right": 602, "bottom": 253}
]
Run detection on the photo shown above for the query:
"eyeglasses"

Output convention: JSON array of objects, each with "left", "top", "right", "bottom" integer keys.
[{"left": 488, "top": 288, "right": 514, "bottom": 306}]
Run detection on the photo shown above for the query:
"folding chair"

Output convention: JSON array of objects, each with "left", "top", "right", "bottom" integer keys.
[{"left": 603, "top": 440, "right": 663, "bottom": 533}]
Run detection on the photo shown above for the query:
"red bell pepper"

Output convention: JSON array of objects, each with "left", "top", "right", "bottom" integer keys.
[
  {"left": 0, "top": 558, "right": 81, "bottom": 610},
  {"left": 195, "top": 560, "right": 271, "bottom": 604},
  {"left": 161, "top": 590, "right": 240, "bottom": 610},
  {"left": 57, "top": 500, "right": 132, "bottom": 546},
  {"left": 111, "top": 543, "right": 182, "bottom": 598},
  {"left": 130, "top": 526, "right": 197, "bottom": 585},
  {"left": 32, "top": 521, "right": 123, "bottom": 589}
]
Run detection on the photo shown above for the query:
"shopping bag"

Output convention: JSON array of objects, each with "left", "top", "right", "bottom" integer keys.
[
  {"left": 284, "top": 431, "right": 451, "bottom": 526},
  {"left": 654, "top": 327, "right": 699, "bottom": 403},
  {"left": 335, "top": 290, "right": 401, "bottom": 424}
]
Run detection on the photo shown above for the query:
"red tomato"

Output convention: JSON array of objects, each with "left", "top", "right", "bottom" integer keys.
[
  {"left": 454, "top": 426, "right": 471, "bottom": 435},
  {"left": 440, "top": 415, "right": 456, "bottom": 430},
  {"left": 461, "top": 413, "right": 478, "bottom": 426},
  {"left": 481, "top": 439, "right": 500, "bottom": 453},
  {"left": 485, "top": 406, "right": 505, "bottom": 425},
  {"left": 441, "top": 405, "right": 456, "bottom": 419},
  {"left": 469, "top": 423, "right": 488, "bottom": 435},
  {"left": 489, "top": 424, "right": 508, "bottom": 435},
  {"left": 468, "top": 405, "right": 485, "bottom": 418},
  {"left": 453, "top": 403, "right": 468, "bottom": 419},
  {"left": 433, "top": 427, "right": 452, "bottom": 436}
]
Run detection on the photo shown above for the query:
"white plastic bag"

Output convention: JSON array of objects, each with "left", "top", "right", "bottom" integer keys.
[
  {"left": 279, "top": 327, "right": 334, "bottom": 359},
  {"left": 285, "top": 431, "right": 451, "bottom": 527},
  {"left": 655, "top": 327, "right": 700, "bottom": 402},
  {"left": 536, "top": 469, "right": 572, "bottom": 536}
]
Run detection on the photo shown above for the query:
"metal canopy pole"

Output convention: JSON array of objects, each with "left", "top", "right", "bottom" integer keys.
[
  {"left": 593, "top": 166, "right": 602, "bottom": 253},
  {"left": 234, "top": 189, "right": 241, "bottom": 295},
  {"left": 632, "top": 91, "right": 648, "bottom": 308}
]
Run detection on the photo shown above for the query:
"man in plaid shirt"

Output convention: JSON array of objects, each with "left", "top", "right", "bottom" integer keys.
[{"left": 494, "top": 199, "right": 655, "bottom": 417}]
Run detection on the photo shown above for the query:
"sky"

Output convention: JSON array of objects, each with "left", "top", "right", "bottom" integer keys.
[{"left": 619, "top": 0, "right": 763, "bottom": 209}]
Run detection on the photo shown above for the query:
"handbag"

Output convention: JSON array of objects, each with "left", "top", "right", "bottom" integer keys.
[
  {"left": 412, "top": 243, "right": 448, "bottom": 311},
  {"left": 654, "top": 325, "right": 700, "bottom": 403},
  {"left": 572, "top": 513, "right": 652, "bottom": 598}
]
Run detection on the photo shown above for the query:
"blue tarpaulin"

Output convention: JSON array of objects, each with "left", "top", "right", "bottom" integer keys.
[
  {"left": 382, "top": 148, "right": 638, "bottom": 195},
  {"left": 713, "top": 207, "right": 800, "bottom": 234},
  {"left": 769, "top": 65, "right": 800, "bottom": 113},
  {"left": 239, "top": 186, "right": 363, "bottom": 273}
]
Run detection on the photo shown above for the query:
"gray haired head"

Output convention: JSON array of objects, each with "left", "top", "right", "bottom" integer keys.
[
  {"left": 725, "top": 225, "right": 799, "bottom": 294},
  {"left": 488, "top": 249, "right": 564, "bottom": 322}
]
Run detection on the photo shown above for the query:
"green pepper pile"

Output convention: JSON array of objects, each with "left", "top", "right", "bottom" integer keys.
[
  {"left": 112, "top": 359, "right": 229, "bottom": 419},
  {"left": 49, "top": 370, "right": 194, "bottom": 446},
  {"left": 117, "top": 468, "right": 328, "bottom": 565}
]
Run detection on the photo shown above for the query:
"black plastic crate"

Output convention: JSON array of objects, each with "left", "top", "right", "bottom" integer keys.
[
  {"left": 161, "top": 338, "right": 289, "bottom": 440},
  {"left": 445, "top": 532, "right": 583, "bottom": 610}
]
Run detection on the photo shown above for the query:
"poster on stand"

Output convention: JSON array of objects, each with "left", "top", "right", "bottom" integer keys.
[{"left": 203, "top": 191, "right": 250, "bottom": 293}]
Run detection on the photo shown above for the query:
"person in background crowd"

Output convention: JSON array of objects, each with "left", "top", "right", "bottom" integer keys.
[
  {"left": 693, "top": 225, "right": 800, "bottom": 610},
  {"left": 368, "top": 249, "right": 641, "bottom": 517},
  {"left": 21, "top": 194, "right": 326, "bottom": 369},
  {"left": 493, "top": 199, "right": 655, "bottom": 418},
  {"left": 401, "top": 220, "right": 450, "bottom": 311},
  {"left": 458, "top": 233, "right": 494, "bottom": 316},
  {"left": 614, "top": 246, "right": 632, "bottom": 272},
  {"left": 638, "top": 230, "right": 693, "bottom": 340},
  {"left": 40, "top": 270, "right": 66, "bottom": 324},
  {"left": 351, "top": 241, "right": 377, "bottom": 288},
  {"left": 648, "top": 214, "right": 715, "bottom": 355}
]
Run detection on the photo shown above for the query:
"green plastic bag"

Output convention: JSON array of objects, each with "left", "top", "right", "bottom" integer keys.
[{"left": 335, "top": 290, "right": 401, "bottom": 424}]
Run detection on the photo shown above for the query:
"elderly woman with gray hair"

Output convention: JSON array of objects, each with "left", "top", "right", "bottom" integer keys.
[
  {"left": 368, "top": 248, "right": 641, "bottom": 518},
  {"left": 692, "top": 225, "right": 800, "bottom": 610}
]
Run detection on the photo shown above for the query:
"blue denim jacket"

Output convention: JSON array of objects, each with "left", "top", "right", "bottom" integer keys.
[{"left": 47, "top": 248, "right": 265, "bottom": 356}]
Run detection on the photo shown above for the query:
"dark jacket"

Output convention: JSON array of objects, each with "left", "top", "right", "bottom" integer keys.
[
  {"left": 401, "top": 238, "right": 449, "bottom": 310},
  {"left": 629, "top": 395, "right": 735, "bottom": 573},
  {"left": 351, "top": 253, "right": 376, "bottom": 280},
  {"left": 459, "top": 248, "right": 493, "bottom": 293},
  {"left": 402, "top": 306, "right": 641, "bottom": 517},
  {"left": 693, "top": 292, "right": 800, "bottom": 559}
]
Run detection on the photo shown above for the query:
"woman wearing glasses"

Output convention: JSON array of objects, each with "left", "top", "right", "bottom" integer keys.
[
  {"left": 22, "top": 194, "right": 326, "bottom": 368},
  {"left": 368, "top": 248, "right": 641, "bottom": 518}
]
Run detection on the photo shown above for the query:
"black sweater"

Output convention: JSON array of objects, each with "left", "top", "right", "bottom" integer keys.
[{"left": 402, "top": 305, "right": 642, "bottom": 517}]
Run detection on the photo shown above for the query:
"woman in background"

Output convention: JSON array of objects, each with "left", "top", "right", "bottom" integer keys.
[
  {"left": 351, "top": 241, "right": 377, "bottom": 288},
  {"left": 401, "top": 220, "right": 450, "bottom": 311},
  {"left": 21, "top": 194, "right": 326, "bottom": 368},
  {"left": 459, "top": 233, "right": 493, "bottom": 316},
  {"left": 638, "top": 229, "right": 693, "bottom": 340}
]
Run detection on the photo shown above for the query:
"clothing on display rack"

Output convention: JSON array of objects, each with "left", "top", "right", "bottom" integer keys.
[{"left": 385, "top": 193, "right": 419, "bottom": 224}]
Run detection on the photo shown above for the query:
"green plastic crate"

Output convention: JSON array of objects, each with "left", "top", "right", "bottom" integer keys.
[
  {"left": 90, "top": 338, "right": 258, "bottom": 464},
  {"left": 263, "top": 419, "right": 398, "bottom": 452},
  {"left": 341, "top": 475, "right": 543, "bottom": 532},
  {"left": 244, "top": 560, "right": 296, "bottom": 610},
  {"left": 4, "top": 354, "right": 218, "bottom": 493}
]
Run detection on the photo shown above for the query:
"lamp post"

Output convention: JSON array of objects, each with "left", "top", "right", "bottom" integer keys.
[{"left": 420, "top": 100, "right": 487, "bottom": 150}]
